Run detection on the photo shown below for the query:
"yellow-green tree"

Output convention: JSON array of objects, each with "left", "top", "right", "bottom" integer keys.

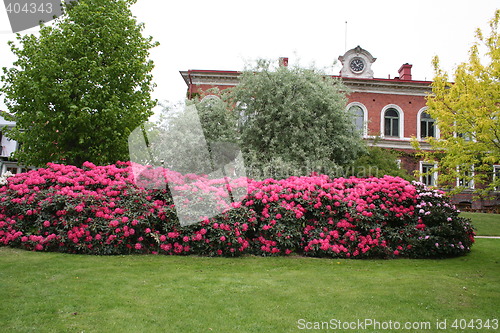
[{"left": 415, "top": 10, "right": 500, "bottom": 195}]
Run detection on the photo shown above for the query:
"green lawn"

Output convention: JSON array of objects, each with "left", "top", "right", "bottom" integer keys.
[
  {"left": 461, "top": 212, "right": 500, "bottom": 236},
  {"left": 1, "top": 237, "right": 499, "bottom": 333}
]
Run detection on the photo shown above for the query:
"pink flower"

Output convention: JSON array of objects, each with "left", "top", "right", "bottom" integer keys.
[
  {"left": 43, "top": 221, "right": 51, "bottom": 228},
  {"left": 220, "top": 236, "right": 226, "bottom": 242},
  {"left": 134, "top": 243, "right": 142, "bottom": 250}
]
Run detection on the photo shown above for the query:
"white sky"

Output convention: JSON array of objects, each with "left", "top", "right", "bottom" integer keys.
[{"left": 0, "top": 0, "right": 498, "bottom": 116}]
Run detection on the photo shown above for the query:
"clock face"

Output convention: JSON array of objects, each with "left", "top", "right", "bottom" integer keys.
[{"left": 350, "top": 58, "right": 365, "bottom": 72}]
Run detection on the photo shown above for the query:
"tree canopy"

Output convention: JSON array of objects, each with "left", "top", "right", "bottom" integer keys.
[
  {"left": 415, "top": 9, "right": 500, "bottom": 194},
  {"left": 0, "top": 0, "right": 158, "bottom": 167},
  {"left": 223, "top": 60, "right": 366, "bottom": 179}
]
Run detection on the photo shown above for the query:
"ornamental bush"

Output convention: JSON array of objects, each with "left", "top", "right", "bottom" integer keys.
[{"left": 0, "top": 162, "right": 475, "bottom": 258}]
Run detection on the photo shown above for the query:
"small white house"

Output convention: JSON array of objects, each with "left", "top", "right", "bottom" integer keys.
[{"left": 0, "top": 114, "right": 31, "bottom": 175}]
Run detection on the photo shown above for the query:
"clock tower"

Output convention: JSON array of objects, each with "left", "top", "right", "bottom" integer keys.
[{"left": 338, "top": 46, "right": 376, "bottom": 79}]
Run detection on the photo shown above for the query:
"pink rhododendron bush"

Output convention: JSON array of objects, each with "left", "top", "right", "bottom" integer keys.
[{"left": 0, "top": 162, "right": 475, "bottom": 258}]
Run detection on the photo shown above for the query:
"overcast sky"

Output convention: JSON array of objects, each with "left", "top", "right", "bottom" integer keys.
[{"left": 0, "top": 0, "right": 498, "bottom": 115}]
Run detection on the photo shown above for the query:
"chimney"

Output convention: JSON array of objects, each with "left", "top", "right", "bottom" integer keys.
[
  {"left": 279, "top": 57, "right": 289, "bottom": 67},
  {"left": 398, "top": 63, "right": 412, "bottom": 81}
]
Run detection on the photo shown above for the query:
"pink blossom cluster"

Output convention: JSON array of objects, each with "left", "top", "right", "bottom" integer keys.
[
  {"left": 0, "top": 162, "right": 256, "bottom": 256},
  {"left": 242, "top": 175, "right": 422, "bottom": 257},
  {"left": 0, "top": 162, "right": 475, "bottom": 258}
]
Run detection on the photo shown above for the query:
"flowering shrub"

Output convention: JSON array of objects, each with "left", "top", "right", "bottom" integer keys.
[
  {"left": 241, "top": 175, "right": 474, "bottom": 258},
  {"left": 400, "top": 183, "right": 475, "bottom": 258},
  {"left": 0, "top": 162, "right": 475, "bottom": 258},
  {"left": 0, "top": 171, "right": 13, "bottom": 185}
]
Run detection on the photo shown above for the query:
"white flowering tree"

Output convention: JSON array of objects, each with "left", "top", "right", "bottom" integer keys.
[{"left": 227, "top": 60, "right": 366, "bottom": 179}]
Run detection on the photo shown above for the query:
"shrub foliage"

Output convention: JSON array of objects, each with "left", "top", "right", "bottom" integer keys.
[{"left": 0, "top": 162, "right": 475, "bottom": 258}]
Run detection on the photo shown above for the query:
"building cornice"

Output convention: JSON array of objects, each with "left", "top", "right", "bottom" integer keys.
[
  {"left": 365, "top": 137, "right": 433, "bottom": 151},
  {"left": 180, "top": 70, "right": 433, "bottom": 96},
  {"left": 340, "top": 76, "right": 432, "bottom": 96},
  {"left": 180, "top": 70, "right": 240, "bottom": 87}
]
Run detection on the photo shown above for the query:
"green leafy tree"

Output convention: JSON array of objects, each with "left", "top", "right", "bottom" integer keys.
[
  {"left": 414, "top": 10, "right": 500, "bottom": 194},
  {"left": 227, "top": 60, "right": 365, "bottom": 179},
  {"left": 193, "top": 93, "right": 239, "bottom": 149},
  {"left": 350, "top": 146, "right": 413, "bottom": 180},
  {"left": 1, "top": 0, "right": 158, "bottom": 167}
]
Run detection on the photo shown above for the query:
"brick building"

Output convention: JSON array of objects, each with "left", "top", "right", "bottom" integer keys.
[{"left": 180, "top": 46, "right": 499, "bottom": 212}]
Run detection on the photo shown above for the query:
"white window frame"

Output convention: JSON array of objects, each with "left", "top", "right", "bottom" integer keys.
[
  {"left": 346, "top": 102, "right": 368, "bottom": 137},
  {"left": 200, "top": 94, "right": 221, "bottom": 103},
  {"left": 417, "top": 107, "right": 439, "bottom": 140},
  {"left": 456, "top": 165, "right": 475, "bottom": 189},
  {"left": 493, "top": 165, "right": 500, "bottom": 191},
  {"left": 454, "top": 132, "right": 475, "bottom": 142},
  {"left": 420, "top": 161, "right": 438, "bottom": 187},
  {"left": 452, "top": 121, "right": 476, "bottom": 142},
  {"left": 380, "top": 104, "right": 404, "bottom": 139}
]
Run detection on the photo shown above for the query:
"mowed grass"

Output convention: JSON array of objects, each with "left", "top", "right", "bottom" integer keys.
[
  {"left": 461, "top": 212, "right": 500, "bottom": 236},
  {"left": 0, "top": 238, "right": 499, "bottom": 333}
]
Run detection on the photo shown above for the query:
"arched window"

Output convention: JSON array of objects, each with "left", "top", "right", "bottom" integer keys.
[
  {"left": 457, "top": 132, "right": 473, "bottom": 142},
  {"left": 384, "top": 108, "right": 399, "bottom": 137},
  {"left": 200, "top": 94, "right": 221, "bottom": 106},
  {"left": 348, "top": 105, "right": 364, "bottom": 133},
  {"left": 420, "top": 111, "right": 436, "bottom": 138}
]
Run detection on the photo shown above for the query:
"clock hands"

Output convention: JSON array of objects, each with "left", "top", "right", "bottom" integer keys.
[{"left": 350, "top": 58, "right": 365, "bottom": 72}]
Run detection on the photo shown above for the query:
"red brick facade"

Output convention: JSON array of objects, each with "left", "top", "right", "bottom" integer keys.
[{"left": 179, "top": 46, "right": 499, "bottom": 212}]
